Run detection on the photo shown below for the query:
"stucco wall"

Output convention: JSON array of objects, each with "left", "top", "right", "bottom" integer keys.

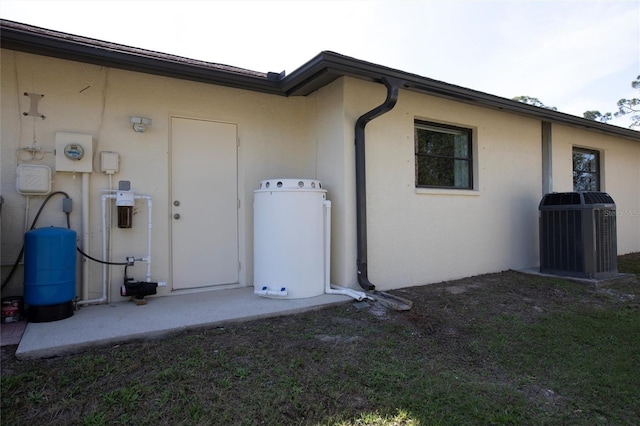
[
  {"left": 1, "top": 49, "right": 314, "bottom": 298},
  {"left": 3, "top": 50, "right": 638, "bottom": 300},
  {"left": 343, "top": 78, "right": 544, "bottom": 289},
  {"left": 551, "top": 124, "right": 640, "bottom": 255},
  {"left": 306, "top": 79, "right": 359, "bottom": 288},
  {"left": 338, "top": 78, "right": 639, "bottom": 290}
]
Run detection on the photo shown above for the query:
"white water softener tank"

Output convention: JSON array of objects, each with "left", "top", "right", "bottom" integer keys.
[{"left": 254, "top": 179, "right": 327, "bottom": 299}]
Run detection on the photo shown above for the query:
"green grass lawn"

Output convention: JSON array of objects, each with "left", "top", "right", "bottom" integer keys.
[
  {"left": 619, "top": 254, "right": 640, "bottom": 280},
  {"left": 2, "top": 254, "right": 639, "bottom": 425}
]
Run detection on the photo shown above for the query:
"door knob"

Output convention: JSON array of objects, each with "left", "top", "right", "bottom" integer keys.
[{"left": 173, "top": 213, "right": 181, "bottom": 220}]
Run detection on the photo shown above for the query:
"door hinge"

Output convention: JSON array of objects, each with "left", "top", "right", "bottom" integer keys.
[
  {"left": 238, "top": 261, "right": 242, "bottom": 271},
  {"left": 237, "top": 199, "right": 240, "bottom": 209}
]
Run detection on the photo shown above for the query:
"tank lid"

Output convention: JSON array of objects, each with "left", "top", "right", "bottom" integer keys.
[
  {"left": 27, "top": 226, "right": 76, "bottom": 235},
  {"left": 255, "top": 179, "right": 325, "bottom": 191}
]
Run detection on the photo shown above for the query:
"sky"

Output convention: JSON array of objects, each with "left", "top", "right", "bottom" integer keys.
[{"left": 1, "top": 0, "right": 638, "bottom": 128}]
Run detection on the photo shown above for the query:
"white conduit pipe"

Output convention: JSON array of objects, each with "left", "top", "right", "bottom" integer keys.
[
  {"left": 24, "top": 195, "right": 30, "bottom": 233},
  {"left": 77, "top": 193, "right": 153, "bottom": 306},
  {"left": 134, "top": 195, "right": 152, "bottom": 282},
  {"left": 81, "top": 172, "right": 91, "bottom": 302},
  {"left": 76, "top": 193, "right": 113, "bottom": 306},
  {"left": 323, "top": 200, "right": 370, "bottom": 301},
  {"left": 106, "top": 175, "right": 113, "bottom": 303}
]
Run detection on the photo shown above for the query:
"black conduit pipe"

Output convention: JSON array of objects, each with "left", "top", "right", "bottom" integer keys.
[{"left": 355, "top": 77, "right": 404, "bottom": 291}]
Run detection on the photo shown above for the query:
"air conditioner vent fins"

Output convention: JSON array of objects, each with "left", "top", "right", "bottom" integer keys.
[{"left": 539, "top": 191, "right": 618, "bottom": 279}]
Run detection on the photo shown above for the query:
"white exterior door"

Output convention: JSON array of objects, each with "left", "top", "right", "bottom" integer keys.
[{"left": 171, "top": 117, "right": 239, "bottom": 289}]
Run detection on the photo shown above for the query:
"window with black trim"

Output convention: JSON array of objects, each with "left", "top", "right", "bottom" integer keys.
[
  {"left": 415, "top": 121, "right": 472, "bottom": 189},
  {"left": 572, "top": 147, "right": 600, "bottom": 191}
]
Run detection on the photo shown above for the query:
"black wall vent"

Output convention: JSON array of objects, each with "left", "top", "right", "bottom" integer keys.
[{"left": 539, "top": 191, "right": 617, "bottom": 279}]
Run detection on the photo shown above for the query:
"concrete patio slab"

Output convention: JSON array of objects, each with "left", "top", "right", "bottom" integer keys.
[
  {"left": 1, "top": 320, "right": 27, "bottom": 346},
  {"left": 16, "top": 287, "right": 351, "bottom": 360}
]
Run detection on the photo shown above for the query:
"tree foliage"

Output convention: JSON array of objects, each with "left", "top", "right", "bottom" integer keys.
[
  {"left": 582, "top": 75, "right": 640, "bottom": 128},
  {"left": 613, "top": 75, "right": 640, "bottom": 127},
  {"left": 513, "top": 76, "right": 640, "bottom": 129},
  {"left": 511, "top": 96, "right": 557, "bottom": 111},
  {"left": 583, "top": 110, "right": 613, "bottom": 123}
]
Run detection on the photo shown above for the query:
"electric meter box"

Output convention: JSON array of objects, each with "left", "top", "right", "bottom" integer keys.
[{"left": 55, "top": 132, "right": 93, "bottom": 173}]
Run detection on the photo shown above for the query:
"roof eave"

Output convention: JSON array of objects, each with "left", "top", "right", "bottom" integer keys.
[
  {"left": 2, "top": 20, "right": 638, "bottom": 141},
  {"left": 281, "top": 51, "right": 640, "bottom": 141},
  {"left": 0, "top": 22, "right": 282, "bottom": 96}
]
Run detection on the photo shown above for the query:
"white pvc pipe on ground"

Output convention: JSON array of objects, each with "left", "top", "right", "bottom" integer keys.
[{"left": 323, "top": 199, "right": 370, "bottom": 301}]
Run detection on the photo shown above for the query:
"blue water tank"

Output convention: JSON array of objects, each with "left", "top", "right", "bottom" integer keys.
[{"left": 24, "top": 227, "right": 76, "bottom": 322}]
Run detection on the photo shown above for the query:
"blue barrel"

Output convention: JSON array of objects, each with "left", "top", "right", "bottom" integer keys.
[{"left": 24, "top": 227, "right": 76, "bottom": 322}]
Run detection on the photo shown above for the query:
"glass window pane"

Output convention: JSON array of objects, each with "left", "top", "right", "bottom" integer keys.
[
  {"left": 415, "top": 121, "right": 473, "bottom": 189},
  {"left": 416, "top": 129, "right": 451, "bottom": 156},
  {"left": 572, "top": 148, "right": 600, "bottom": 191},
  {"left": 573, "top": 151, "right": 596, "bottom": 172},
  {"left": 454, "top": 159, "right": 470, "bottom": 188},
  {"left": 416, "top": 128, "right": 469, "bottom": 158},
  {"left": 573, "top": 172, "right": 598, "bottom": 191},
  {"left": 417, "top": 156, "right": 454, "bottom": 187},
  {"left": 454, "top": 135, "right": 468, "bottom": 158}
]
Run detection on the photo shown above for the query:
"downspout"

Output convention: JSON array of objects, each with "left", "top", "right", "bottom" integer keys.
[{"left": 355, "top": 77, "right": 404, "bottom": 291}]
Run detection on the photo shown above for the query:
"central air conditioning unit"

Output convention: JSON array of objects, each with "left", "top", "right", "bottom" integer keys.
[{"left": 539, "top": 191, "right": 618, "bottom": 279}]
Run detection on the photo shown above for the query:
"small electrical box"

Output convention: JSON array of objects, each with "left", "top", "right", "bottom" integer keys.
[
  {"left": 100, "top": 151, "right": 120, "bottom": 174},
  {"left": 55, "top": 132, "right": 93, "bottom": 173},
  {"left": 16, "top": 164, "right": 52, "bottom": 195}
]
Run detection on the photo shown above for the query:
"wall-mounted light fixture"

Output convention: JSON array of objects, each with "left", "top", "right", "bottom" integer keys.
[{"left": 129, "top": 116, "right": 152, "bottom": 133}]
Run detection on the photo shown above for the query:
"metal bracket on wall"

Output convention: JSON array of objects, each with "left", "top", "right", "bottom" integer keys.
[{"left": 23, "top": 92, "right": 45, "bottom": 119}]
